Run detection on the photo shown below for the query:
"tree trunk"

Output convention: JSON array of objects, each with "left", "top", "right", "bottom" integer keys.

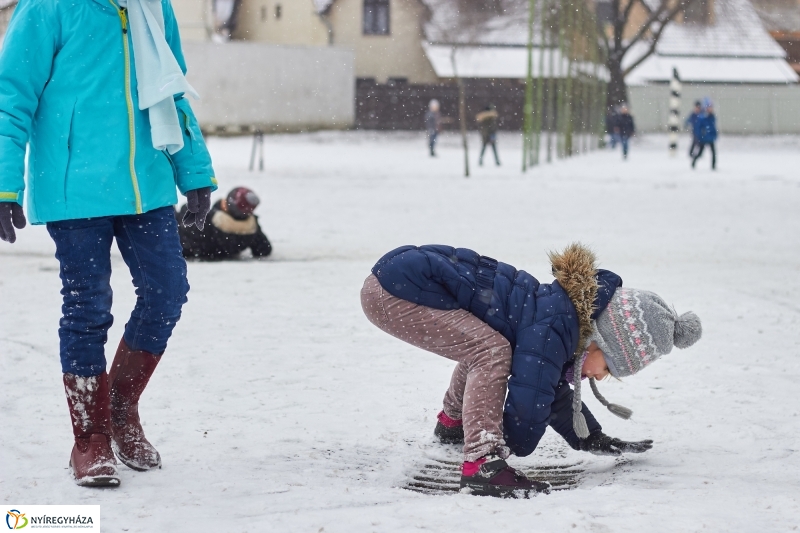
[
  {"left": 451, "top": 47, "right": 470, "bottom": 178},
  {"left": 605, "top": 56, "right": 629, "bottom": 110},
  {"left": 458, "top": 77, "right": 470, "bottom": 178}
]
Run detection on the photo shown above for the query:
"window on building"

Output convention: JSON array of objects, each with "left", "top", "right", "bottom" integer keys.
[
  {"left": 683, "top": 0, "right": 710, "bottom": 25},
  {"left": 594, "top": 0, "right": 613, "bottom": 27},
  {"left": 363, "top": 0, "right": 390, "bottom": 35},
  {"left": 275, "top": 3, "right": 282, "bottom": 19},
  {"left": 260, "top": 5, "right": 267, "bottom": 21}
]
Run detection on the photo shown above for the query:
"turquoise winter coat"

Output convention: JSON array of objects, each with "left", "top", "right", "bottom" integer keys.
[{"left": 0, "top": 0, "right": 217, "bottom": 224}]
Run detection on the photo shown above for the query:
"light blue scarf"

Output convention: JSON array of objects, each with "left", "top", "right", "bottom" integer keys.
[{"left": 118, "top": 0, "right": 199, "bottom": 154}]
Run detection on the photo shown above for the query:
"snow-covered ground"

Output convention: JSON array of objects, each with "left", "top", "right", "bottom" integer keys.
[{"left": 2, "top": 132, "right": 800, "bottom": 532}]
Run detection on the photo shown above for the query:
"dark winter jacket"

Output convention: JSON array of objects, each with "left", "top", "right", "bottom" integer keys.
[
  {"left": 694, "top": 113, "right": 717, "bottom": 143},
  {"left": 476, "top": 109, "right": 499, "bottom": 143},
  {"left": 615, "top": 113, "right": 635, "bottom": 137},
  {"left": 371, "top": 244, "right": 622, "bottom": 456},
  {"left": 425, "top": 110, "right": 441, "bottom": 135},
  {"left": 176, "top": 200, "right": 272, "bottom": 260}
]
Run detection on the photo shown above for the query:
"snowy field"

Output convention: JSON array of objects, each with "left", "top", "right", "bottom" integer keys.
[{"left": 2, "top": 131, "right": 800, "bottom": 532}]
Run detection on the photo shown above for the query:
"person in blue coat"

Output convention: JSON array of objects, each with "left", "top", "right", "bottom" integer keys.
[
  {"left": 361, "top": 243, "right": 702, "bottom": 498},
  {"left": 692, "top": 100, "right": 718, "bottom": 170},
  {"left": 685, "top": 100, "right": 702, "bottom": 158},
  {"left": 0, "top": 0, "right": 217, "bottom": 487}
]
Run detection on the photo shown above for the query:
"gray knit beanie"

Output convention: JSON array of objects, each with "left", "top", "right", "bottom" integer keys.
[{"left": 571, "top": 287, "right": 703, "bottom": 438}]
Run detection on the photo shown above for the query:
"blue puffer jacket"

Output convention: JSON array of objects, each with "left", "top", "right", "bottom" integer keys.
[
  {"left": 694, "top": 113, "right": 718, "bottom": 144},
  {"left": 372, "top": 244, "right": 622, "bottom": 457},
  {"left": 0, "top": 0, "right": 216, "bottom": 224}
]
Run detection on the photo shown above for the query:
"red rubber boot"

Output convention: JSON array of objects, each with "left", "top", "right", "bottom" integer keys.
[
  {"left": 63, "top": 372, "right": 120, "bottom": 487},
  {"left": 108, "top": 339, "right": 162, "bottom": 471}
]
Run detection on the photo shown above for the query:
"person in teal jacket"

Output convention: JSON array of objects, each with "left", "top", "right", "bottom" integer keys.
[{"left": 0, "top": 0, "right": 217, "bottom": 487}]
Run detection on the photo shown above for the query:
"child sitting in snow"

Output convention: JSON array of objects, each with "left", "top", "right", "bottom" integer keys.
[{"left": 361, "top": 243, "right": 702, "bottom": 498}]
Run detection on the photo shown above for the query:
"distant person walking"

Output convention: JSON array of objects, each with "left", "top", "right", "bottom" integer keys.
[
  {"left": 476, "top": 104, "right": 500, "bottom": 166},
  {"left": 425, "top": 99, "right": 442, "bottom": 157},
  {"left": 685, "top": 101, "right": 702, "bottom": 158},
  {"left": 692, "top": 99, "right": 717, "bottom": 170},
  {"left": 613, "top": 105, "right": 635, "bottom": 159}
]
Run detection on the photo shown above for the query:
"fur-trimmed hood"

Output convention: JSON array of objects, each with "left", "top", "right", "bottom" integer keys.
[{"left": 549, "top": 243, "right": 599, "bottom": 356}]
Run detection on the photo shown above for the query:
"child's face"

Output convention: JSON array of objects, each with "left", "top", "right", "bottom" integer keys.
[{"left": 582, "top": 342, "right": 610, "bottom": 380}]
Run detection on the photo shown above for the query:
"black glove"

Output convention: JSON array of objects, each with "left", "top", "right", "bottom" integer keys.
[
  {"left": 0, "top": 202, "right": 26, "bottom": 243},
  {"left": 182, "top": 187, "right": 211, "bottom": 231},
  {"left": 579, "top": 431, "right": 653, "bottom": 456}
]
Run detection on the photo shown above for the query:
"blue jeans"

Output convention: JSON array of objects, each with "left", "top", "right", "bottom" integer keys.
[
  {"left": 613, "top": 134, "right": 630, "bottom": 157},
  {"left": 428, "top": 131, "right": 438, "bottom": 155},
  {"left": 46, "top": 207, "right": 189, "bottom": 376}
]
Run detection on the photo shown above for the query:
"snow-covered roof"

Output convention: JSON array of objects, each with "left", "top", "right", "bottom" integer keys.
[
  {"left": 622, "top": 0, "right": 797, "bottom": 84},
  {"left": 639, "top": 0, "right": 662, "bottom": 12},
  {"left": 423, "top": 0, "right": 533, "bottom": 46},
  {"left": 424, "top": 43, "right": 606, "bottom": 80},
  {"left": 314, "top": 0, "right": 334, "bottom": 14},
  {"left": 653, "top": 0, "right": 786, "bottom": 58},
  {"left": 626, "top": 53, "right": 799, "bottom": 84},
  {"left": 751, "top": 0, "right": 800, "bottom": 33}
]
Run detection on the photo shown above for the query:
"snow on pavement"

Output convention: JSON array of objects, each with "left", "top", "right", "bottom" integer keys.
[{"left": 1, "top": 132, "right": 800, "bottom": 532}]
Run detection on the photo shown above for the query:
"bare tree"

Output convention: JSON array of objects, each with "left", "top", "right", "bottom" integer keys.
[
  {"left": 602, "top": 0, "right": 699, "bottom": 108},
  {"left": 426, "top": 0, "right": 526, "bottom": 177}
]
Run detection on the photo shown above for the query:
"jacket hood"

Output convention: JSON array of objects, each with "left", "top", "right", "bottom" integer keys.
[{"left": 548, "top": 243, "right": 598, "bottom": 356}]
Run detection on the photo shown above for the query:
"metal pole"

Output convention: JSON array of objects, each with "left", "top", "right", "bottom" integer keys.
[
  {"left": 532, "top": 0, "right": 547, "bottom": 166},
  {"left": 546, "top": 0, "right": 556, "bottom": 163},
  {"left": 523, "top": 0, "right": 536, "bottom": 172},
  {"left": 555, "top": 0, "right": 566, "bottom": 159},
  {"left": 563, "top": 0, "right": 575, "bottom": 158},
  {"left": 578, "top": 0, "right": 589, "bottom": 155}
]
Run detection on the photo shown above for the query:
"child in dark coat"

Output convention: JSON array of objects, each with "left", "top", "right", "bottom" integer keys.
[
  {"left": 361, "top": 243, "right": 702, "bottom": 498},
  {"left": 476, "top": 105, "right": 500, "bottom": 166}
]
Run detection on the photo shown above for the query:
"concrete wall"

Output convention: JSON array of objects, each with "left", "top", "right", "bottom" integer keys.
[
  {"left": 233, "top": 0, "right": 329, "bottom": 46},
  {"left": 628, "top": 83, "right": 800, "bottom": 134},
  {"left": 183, "top": 42, "right": 355, "bottom": 131},
  {"left": 172, "top": 0, "right": 213, "bottom": 42},
  {"left": 325, "top": 0, "right": 437, "bottom": 84}
]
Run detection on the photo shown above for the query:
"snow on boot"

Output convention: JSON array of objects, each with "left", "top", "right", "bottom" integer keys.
[
  {"left": 108, "top": 339, "right": 162, "bottom": 471},
  {"left": 434, "top": 410, "right": 464, "bottom": 445},
  {"left": 460, "top": 456, "right": 549, "bottom": 498},
  {"left": 63, "top": 372, "right": 120, "bottom": 488}
]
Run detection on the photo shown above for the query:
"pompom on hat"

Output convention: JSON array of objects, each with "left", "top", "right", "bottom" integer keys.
[{"left": 571, "top": 287, "right": 703, "bottom": 438}]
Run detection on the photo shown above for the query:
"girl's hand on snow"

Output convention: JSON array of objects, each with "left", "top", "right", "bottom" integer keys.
[
  {"left": 0, "top": 202, "right": 26, "bottom": 243},
  {"left": 579, "top": 431, "right": 653, "bottom": 456},
  {"left": 182, "top": 187, "right": 211, "bottom": 231}
]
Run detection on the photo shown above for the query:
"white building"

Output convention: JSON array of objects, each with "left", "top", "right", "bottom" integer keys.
[{"left": 624, "top": 0, "right": 800, "bottom": 133}]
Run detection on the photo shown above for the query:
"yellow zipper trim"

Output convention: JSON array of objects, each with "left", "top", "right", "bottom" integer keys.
[
  {"left": 0, "top": 192, "right": 18, "bottom": 200},
  {"left": 109, "top": 0, "right": 142, "bottom": 214}
]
